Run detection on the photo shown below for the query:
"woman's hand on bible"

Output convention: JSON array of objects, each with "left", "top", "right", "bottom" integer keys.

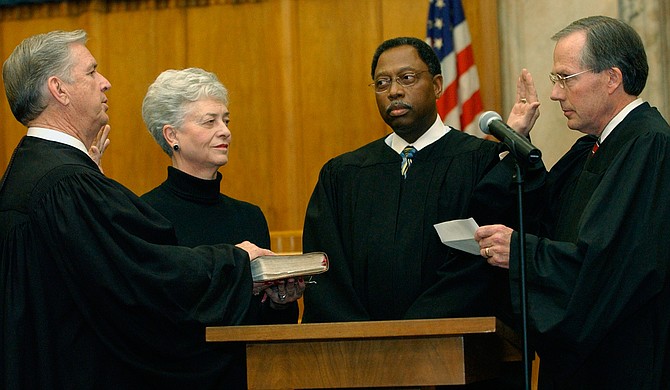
[{"left": 256, "top": 278, "right": 306, "bottom": 309}]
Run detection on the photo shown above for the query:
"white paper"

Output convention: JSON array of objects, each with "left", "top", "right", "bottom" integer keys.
[{"left": 433, "top": 218, "right": 481, "bottom": 255}]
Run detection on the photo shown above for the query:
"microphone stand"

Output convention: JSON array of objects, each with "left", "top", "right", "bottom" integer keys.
[{"left": 514, "top": 162, "right": 531, "bottom": 390}]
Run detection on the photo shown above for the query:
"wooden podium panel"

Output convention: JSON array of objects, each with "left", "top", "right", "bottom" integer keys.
[{"left": 207, "top": 317, "right": 521, "bottom": 389}]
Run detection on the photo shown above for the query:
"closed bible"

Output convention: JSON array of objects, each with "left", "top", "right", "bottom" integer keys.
[{"left": 251, "top": 252, "right": 329, "bottom": 282}]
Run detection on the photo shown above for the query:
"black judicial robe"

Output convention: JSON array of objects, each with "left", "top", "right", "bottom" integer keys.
[
  {"left": 509, "top": 103, "right": 670, "bottom": 389},
  {"left": 0, "top": 137, "right": 256, "bottom": 389},
  {"left": 302, "top": 129, "right": 533, "bottom": 323}
]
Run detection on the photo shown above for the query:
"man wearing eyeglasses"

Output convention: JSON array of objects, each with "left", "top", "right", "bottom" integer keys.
[
  {"left": 475, "top": 16, "right": 670, "bottom": 389},
  {"left": 301, "top": 36, "right": 540, "bottom": 331}
]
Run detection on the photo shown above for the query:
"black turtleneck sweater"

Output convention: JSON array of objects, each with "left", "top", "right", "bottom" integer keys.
[{"left": 142, "top": 166, "right": 271, "bottom": 248}]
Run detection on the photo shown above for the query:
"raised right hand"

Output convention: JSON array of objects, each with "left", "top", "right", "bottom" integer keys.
[{"left": 507, "top": 68, "right": 541, "bottom": 137}]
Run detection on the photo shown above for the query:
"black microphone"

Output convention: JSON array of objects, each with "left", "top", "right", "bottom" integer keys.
[{"left": 478, "top": 111, "right": 542, "bottom": 165}]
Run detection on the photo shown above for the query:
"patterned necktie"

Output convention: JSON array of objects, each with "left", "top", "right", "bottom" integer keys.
[
  {"left": 589, "top": 139, "right": 600, "bottom": 159},
  {"left": 591, "top": 139, "right": 600, "bottom": 154},
  {"left": 400, "top": 145, "right": 417, "bottom": 178}
]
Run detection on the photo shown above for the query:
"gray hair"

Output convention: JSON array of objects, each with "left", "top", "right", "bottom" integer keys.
[
  {"left": 142, "top": 67, "right": 229, "bottom": 156},
  {"left": 552, "top": 16, "right": 648, "bottom": 96},
  {"left": 2, "top": 29, "right": 87, "bottom": 126}
]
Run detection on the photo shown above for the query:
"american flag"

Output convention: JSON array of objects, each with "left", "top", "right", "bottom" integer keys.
[{"left": 426, "top": 0, "right": 485, "bottom": 137}]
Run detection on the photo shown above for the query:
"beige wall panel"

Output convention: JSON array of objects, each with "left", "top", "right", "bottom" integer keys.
[
  {"left": 379, "top": 0, "right": 428, "bottom": 39},
  {"left": 101, "top": 7, "right": 187, "bottom": 192},
  {"left": 462, "top": 0, "right": 502, "bottom": 115},
  {"left": 185, "top": 1, "right": 303, "bottom": 230},
  {"left": 295, "top": 0, "right": 387, "bottom": 220}
]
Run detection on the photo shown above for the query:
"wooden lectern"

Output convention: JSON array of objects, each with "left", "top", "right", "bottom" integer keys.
[{"left": 206, "top": 316, "right": 521, "bottom": 389}]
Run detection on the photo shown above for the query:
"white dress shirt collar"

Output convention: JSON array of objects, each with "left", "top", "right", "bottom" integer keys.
[
  {"left": 27, "top": 127, "right": 89, "bottom": 156},
  {"left": 386, "top": 115, "right": 451, "bottom": 154}
]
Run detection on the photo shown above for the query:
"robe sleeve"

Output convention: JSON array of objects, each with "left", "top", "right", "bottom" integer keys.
[
  {"left": 469, "top": 148, "right": 547, "bottom": 229},
  {"left": 401, "top": 250, "right": 501, "bottom": 319},
  {"left": 403, "top": 147, "right": 545, "bottom": 321},
  {"left": 302, "top": 160, "right": 372, "bottom": 322},
  {"left": 33, "top": 168, "right": 253, "bottom": 358},
  {"left": 509, "top": 132, "right": 670, "bottom": 364}
]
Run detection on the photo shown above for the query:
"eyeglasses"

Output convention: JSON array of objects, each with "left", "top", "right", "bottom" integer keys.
[
  {"left": 549, "top": 69, "right": 592, "bottom": 89},
  {"left": 369, "top": 70, "right": 429, "bottom": 93}
]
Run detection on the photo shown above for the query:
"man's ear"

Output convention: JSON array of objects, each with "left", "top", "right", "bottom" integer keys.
[
  {"left": 607, "top": 67, "right": 623, "bottom": 94},
  {"left": 47, "top": 76, "right": 68, "bottom": 105},
  {"left": 433, "top": 73, "right": 444, "bottom": 99}
]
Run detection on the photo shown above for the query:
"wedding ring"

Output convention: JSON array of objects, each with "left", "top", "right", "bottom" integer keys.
[
  {"left": 485, "top": 247, "right": 491, "bottom": 258},
  {"left": 520, "top": 98, "right": 527, "bottom": 104}
]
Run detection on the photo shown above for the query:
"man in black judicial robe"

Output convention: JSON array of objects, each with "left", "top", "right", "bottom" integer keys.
[
  {"left": 303, "top": 128, "right": 519, "bottom": 321},
  {"left": 0, "top": 30, "right": 284, "bottom": 389},
  {"left": 301, "top": 37, "right": 541, "bottom": 324},
  {"left": 475, "top": 16, "right": 670, "bottom": 389}
]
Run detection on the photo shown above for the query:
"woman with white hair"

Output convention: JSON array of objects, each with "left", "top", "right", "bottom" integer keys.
[{"left": 141, "top": 68, "right": 304, "bottom": 388}]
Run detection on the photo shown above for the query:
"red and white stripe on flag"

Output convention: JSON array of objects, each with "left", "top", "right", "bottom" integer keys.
[{"left": 426, "top": 0, "right": 485, "bottom": 137}]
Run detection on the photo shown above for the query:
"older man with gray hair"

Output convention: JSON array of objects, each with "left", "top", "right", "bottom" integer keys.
[{"left": 1, "top": 30, "right": 273, "bottom": 389}]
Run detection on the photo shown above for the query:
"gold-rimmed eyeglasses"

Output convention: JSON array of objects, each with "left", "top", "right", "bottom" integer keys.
[
  {"left": 549, "top": 69, "right": 593, "bottom": 89},
  {"left": 369, "top": 70, "right": 429, "bottom": 93}
]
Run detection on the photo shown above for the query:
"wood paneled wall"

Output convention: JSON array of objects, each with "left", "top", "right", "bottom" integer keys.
[{"left": 0, "top": 0, "right": 500, "bottom": 232}]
